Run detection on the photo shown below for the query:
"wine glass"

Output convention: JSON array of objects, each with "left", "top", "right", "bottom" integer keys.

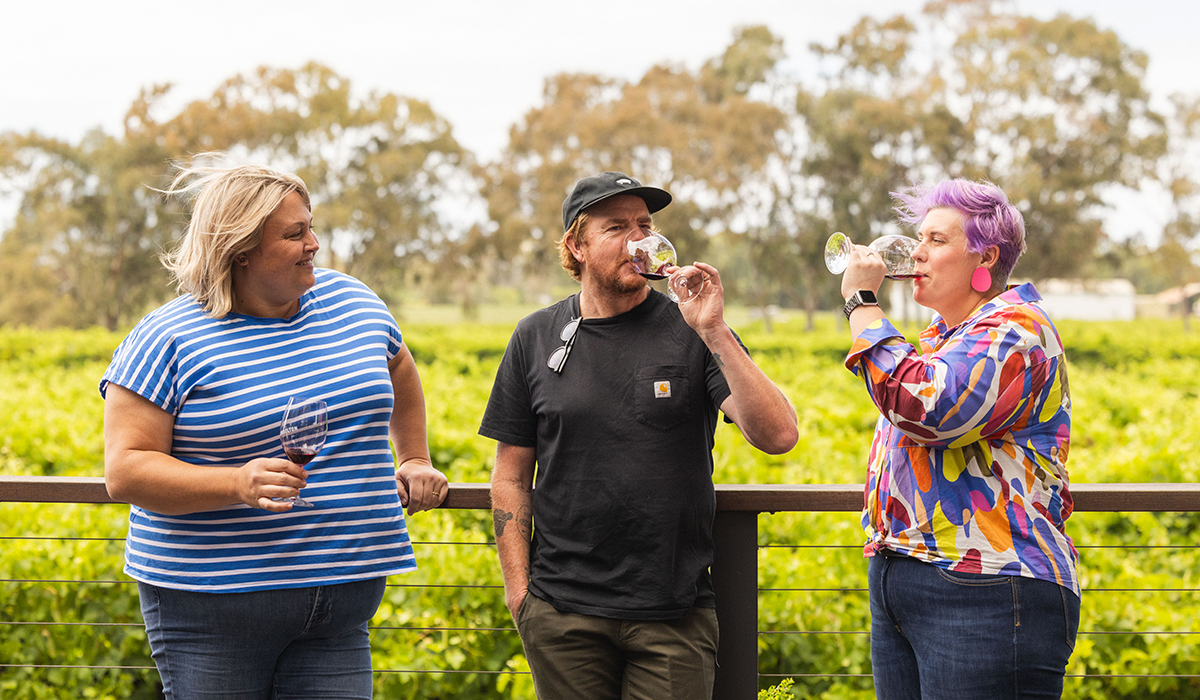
[
  {"left": 824, "top": 232, "right": 920, "bottom": 280},
  {"left": 275, "top": 397, "right": 327, "bottom": 508},
  {"left": 626, "top": 231, "right": 704, "bottom": 303}
]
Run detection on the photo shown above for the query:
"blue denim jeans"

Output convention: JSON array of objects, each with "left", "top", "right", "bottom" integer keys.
[
  {"left": 868, "top": 552, "right": 1079, "bottom": 700},
  {"left": 138, "top": 577, "right": 386, "bottom": 699}
]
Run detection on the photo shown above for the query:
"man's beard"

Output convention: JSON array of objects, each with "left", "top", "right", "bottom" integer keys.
[{"left": 593, "top": 261, "right": 649, "bottom": 297}]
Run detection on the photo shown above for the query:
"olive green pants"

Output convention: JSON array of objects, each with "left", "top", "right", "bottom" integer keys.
[{"left": 515, "top": 593, "right": 719, "bottom": 700}]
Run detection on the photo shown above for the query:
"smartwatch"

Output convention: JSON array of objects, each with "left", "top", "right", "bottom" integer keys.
[{"left": 843, "top": 290, "right": 879, "bottom": 319}]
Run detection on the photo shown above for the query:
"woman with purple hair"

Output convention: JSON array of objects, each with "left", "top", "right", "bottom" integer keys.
[{"left": 840, "top": 179, "right": 1078, "bottom": 698}]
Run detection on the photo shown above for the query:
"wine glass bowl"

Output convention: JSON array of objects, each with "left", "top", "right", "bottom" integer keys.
[
  {"left": 824, "top": 232, "right": 919, "bottom": 280},
  {"left": 276, "top": 397, "right": 327, "bottom": 508},
  {"left": 626, "top": 231, "right": 677, "bottom": 280},
  {"left": 625, "top": 230, "right": 703, "bottom": 303}
]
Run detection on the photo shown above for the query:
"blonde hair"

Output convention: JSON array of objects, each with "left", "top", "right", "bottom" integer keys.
[
  {"left": 557, "top": 212, "right": 592, "bottom": 281},
  {"left": 159, "top": 157, "right": 310, "bottom": 318}
]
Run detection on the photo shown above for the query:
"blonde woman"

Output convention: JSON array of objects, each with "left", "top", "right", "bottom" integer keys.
[{"left": 101, "top": 158, "right": 446, "bottom": 698}]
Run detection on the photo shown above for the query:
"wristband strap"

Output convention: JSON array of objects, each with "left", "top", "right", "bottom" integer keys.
[{"left": 843, "top": 290, "right": 879, "bottom": 319}]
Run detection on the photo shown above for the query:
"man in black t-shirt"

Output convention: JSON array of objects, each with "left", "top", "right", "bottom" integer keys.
[{"left": 480, "top": 171, "right": 798, "bottom": 700}]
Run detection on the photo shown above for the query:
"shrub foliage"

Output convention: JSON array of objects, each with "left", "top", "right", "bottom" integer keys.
[{"left": 2, "top": 317, "right": 1199, "bottom": 698}]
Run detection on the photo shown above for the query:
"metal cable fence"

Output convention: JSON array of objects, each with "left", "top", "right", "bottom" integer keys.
[
  {"left": 2, "top": 478, "right": 1199, "bottom": 698},
  {"left": 756, "top": 519, "right": 1200, "bottom": 694},
  {"left": 0, "top": 535, "right": 527, "bottom": 693}
]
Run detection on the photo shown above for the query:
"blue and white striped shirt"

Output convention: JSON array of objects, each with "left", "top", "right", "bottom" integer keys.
[{"left": 100, "top": 269, "right": 418, "bottom": 592}]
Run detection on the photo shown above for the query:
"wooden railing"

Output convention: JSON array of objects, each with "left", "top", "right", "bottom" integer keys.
[{"left": 7, "top": 476, "right": 1199, "bottom": 511}]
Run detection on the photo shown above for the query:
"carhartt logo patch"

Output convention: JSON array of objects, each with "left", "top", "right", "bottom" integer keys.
[
  {"left": 616, "top": 178, "right": 633, "bottom": 186},
  {"left": 654, "top": 381, "right": 671, "bottom": 398}
]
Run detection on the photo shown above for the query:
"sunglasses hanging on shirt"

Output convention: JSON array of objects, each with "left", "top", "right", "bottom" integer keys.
[{"left": 547, "top": 317, "right": 581, "bottom": 373}]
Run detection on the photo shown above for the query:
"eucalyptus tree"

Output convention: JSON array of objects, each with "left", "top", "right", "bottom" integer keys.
[
  {"left": 921, "top": 0, "right": 1167, "bottom": 281},
  {"left": 0, "top": 63, "right": 470, "bottom": 327},
  {"left": 795, "top": 0, "right": 1165, "bottom": 303},
  {"left": 0, "top": 125, "right": 178, "bottom": 329},
  {"left": 479, "top": 29, "right": 786, "bottom": 301},
  {"left": 790, "top": 14, "right": 965, "bottom": 324},
  {"left": 1155, "top": 94, "right": 1200, "bottom": 328},
  {"left": 155, "top": 62, "right": 473, "bottom": 306}
]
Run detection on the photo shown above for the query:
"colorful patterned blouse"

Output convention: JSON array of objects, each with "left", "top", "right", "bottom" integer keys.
[{"left": 845, "top": 283, "right": 1078, "bottom": 594}]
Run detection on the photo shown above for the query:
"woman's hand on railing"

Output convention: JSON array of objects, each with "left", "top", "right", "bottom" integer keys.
[{"left": 395, "top": 458, "right": 448, "bottom": 515}]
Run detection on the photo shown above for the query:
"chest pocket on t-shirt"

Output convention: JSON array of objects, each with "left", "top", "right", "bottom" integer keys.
[{"left": 631, "top": 365, "right": 690, "bottom": 432}]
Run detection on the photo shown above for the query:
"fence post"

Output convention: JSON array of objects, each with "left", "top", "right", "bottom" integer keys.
[{"left": 711, "top": 510, "right": 758, "bottom": 699}]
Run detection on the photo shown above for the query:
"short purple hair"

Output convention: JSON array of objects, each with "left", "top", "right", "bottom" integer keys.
[{"left": 891, "top": 180, "right": 1026, "bottom": 289}]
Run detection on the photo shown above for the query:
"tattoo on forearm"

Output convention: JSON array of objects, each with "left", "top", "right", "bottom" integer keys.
[
  {"left": 517, "top": 505, "right": 533, "bottom": 540},
  {"left": 494, "top": 509, "right": 513, "bottom": 538},
  {"left": 495, "top": 506, "right": 533, "bottom": 541},
  {"left": 713, "top": 352, "right": 726, "bottom": 371}
]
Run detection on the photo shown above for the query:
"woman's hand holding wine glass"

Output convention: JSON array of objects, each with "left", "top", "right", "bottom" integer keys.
[{"left": 230, "top": 457, "right": 306, "bottom": 512}]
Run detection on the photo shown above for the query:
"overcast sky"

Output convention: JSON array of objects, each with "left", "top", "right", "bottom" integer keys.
[{"left": 3, "top": 0, "right": 1198, "bottom": 242}]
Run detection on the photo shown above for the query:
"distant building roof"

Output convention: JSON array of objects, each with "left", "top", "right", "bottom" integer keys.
[
  {"left": 889, "top": 278, "right": 1144, "bottom": 322},
  {"left": 1013, "top": 278, "right": 1137, "bottom": 321},
  {"left": 1018, "top": 278, "right": 1137, "bottom": 296},
  {"left": 1156, "top": 282, "right": 1200, "bottom": 305}
]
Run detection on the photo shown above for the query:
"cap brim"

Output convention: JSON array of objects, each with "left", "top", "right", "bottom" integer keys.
[{"left": 583, "top": 186, "right": 672, "bottom": 217}]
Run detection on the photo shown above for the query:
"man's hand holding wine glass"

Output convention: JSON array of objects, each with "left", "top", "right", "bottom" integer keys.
[{"left": 667, "top": 262, "right": 724, "bottom": 340}]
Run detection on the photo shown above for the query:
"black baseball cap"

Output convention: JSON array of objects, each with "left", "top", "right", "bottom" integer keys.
[{"left": 561, "top": 172, "right": 672, "bottom": 232}]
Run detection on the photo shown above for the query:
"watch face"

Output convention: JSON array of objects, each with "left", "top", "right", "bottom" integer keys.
[{"left": 859, "top": 290, "right": 878, "bottom": 304}]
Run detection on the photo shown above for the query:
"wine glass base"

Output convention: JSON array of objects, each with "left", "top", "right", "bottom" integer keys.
[
  {"left": 824, "top": 232, "right": 850, "bottom": 274},
  {"left": 271, "top": 496, "right": 315, "bottom": 508},
  {"left": 669, "top": 268, "right": 704, "bottom": 304}
]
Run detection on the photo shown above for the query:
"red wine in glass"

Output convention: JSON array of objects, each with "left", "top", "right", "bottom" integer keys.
[
  {"left": 275, "top": 397, "right": 327, "bottom": 507},
  {"left": 824, "top": 232, "right": 919, "bottom": 280},
  {"left": 627, "top": 232, "right": 677, "bottom": 281},
  {"left": 625, "top": 231, "right": 705, "bottom": 302},
  {"left": 283, "top": 448, "right": 318, "bottom": 466}
]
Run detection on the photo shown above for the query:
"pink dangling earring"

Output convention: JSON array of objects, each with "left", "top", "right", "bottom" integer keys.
[{"left": 970, "top": 267, "right": 992, "bottom": 293}]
